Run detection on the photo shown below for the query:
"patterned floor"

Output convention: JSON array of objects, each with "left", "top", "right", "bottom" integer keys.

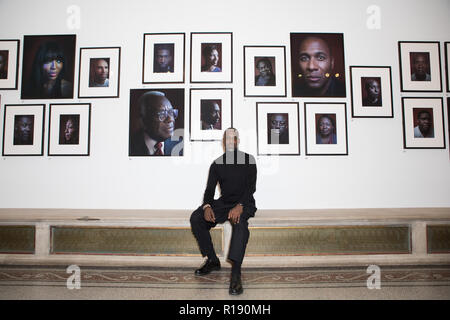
[{"left": 1, "top": 264, "right": 450, "bottom": 289}]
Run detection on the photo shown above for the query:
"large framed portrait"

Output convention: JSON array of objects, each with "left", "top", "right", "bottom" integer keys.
[
  {"left": 78, "top": 47, "right": 121, "bottom": 98},
  {"left": 2, "top": 104, "right": 45, "bottom": 156},
  {"left": 21, "top": 34, "right": 76, "bottom": 99},
  {"left": 190, "top": 32, "right": 233, "bottom": 83},
  {"left": 142, "top": 33, "right": 185, "bottom": 84},
  {"left": 445, "top": 42, "right": 450, "bottom": 93},
  {"left": 256, "top": 102, "right": 300, "bottom": 156},
  {"left": 189, "top": 88, "right": 232, "bottom": 141},
  {"left": 398, "top": 41, "right": 442, "bottom": 92},
  {"left": 243, "top": 46, "right": 286, "bottom": 97},
  {"left": 0, "top": 39, "right": 20, "bottom": 90},
  {"left": 290, "top": 33, "right": 346, "bottom": 98},
  {"left": 48, "top": 103, "right": 91, "bottom": 156},
  {"left": 129, "top": 88, "right": 184, "bottom": 157},
  {"left": 401, "top": 97, "right": 445, "bottom": 149},
  {"left": 350, "top": 66, "right": 393, "bottom": 118},
  {"left": 304, "top": 102, "right": 348, "bottom": 156}
]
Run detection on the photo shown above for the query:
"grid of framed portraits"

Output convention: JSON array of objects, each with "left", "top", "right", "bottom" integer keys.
[
  {"left": 143, "top": 33, "right": 185, "bottom": 84},
  {"left": 190, "top": 32, "right": 233, "bottom": 83},
  {"left": 304, "top": 102, "right": 348, "bottom": 156},
  {"left": 256, "top": 102, "right": 300, "bottom": 156},
  {"left": 189, "top": 89, "right": 233, "bottom": 141},
  {"left": 0, "top": 40, "right": 20, "bottom": 90},
  {"left": 244, "top": 46, "right": 287, "bottom": 97},
  {"left": 350, "top": 66, "right": 393, "bottom": 118},
  {"left": 78, "top": 47, "right": 121, "bottom": 98},
  {"left": 2, "top": 104, "right": 45, "bottom": 156},
  {"left": 401, "top": 97, "right": 445, "bottom": 149},
  {"left": 48, "top": 103, "right": 91, "bottom": 156},
  {"left": 398, "top": 41, "right": 442, "bottom": 92}
]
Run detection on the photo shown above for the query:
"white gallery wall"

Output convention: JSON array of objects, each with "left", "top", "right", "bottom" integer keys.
[{"left": 0, "top": 0, "right": 449, "bottom": 210}]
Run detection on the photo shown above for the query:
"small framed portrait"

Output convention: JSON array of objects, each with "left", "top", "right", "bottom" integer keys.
[
  {"left": 129, "top": 88, "right": 184, "bottom": 157},
  {"left": 2, "top": 104, "right": 45, "bottom": 156},
  {"left": 0, "top": 40, "right": 20, "bottom": 90},
  {"left": 243, "top": 46, "right": 287, "bottom": 97},
  {"left": 256, "top": 102, "right": 300, "bottom": 156},
  {"left": 401, "top": 97, "right": 445, "bottom": 149},
  {"left": 350, "top": 66, "right": 393, "bottom": 118},
  {"left": 142, "top": 33, "right": 185, "bottom": 84},
  {"left": 48, "top": 103, "right": 91, "bottom": 156},
  {"left": 304, "top": 102, "right": 348, "bottom": 156},
  {"left": 78, "top": 47, "right": 121, "bottom": 98},
  {"left": 290, "top": 33, "right": 346, "bottom": 98},
  {"left": 189, "top": 88, "right": 233, "bottom": 141},
  {"left": 398, "top": 41, "right": 442, "bottom": 92},
  {"left": 445, "top": 42, "right": 450, "bottom": 92},
  {"left": 190, "top": 32, "right": 233, "bottom": 83},
  {"left": 21, "top": 34, "right": 76, "bottom": 99}
]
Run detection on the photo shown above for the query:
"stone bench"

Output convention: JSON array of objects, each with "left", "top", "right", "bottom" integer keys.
[{"left": 0, "top": 208, "right": 449, "bottom": 268}]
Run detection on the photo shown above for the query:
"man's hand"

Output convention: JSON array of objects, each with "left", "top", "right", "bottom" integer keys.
[
  {"left": 228, "top": 204, "right": 243, "bottom": 224},
  {"left": 204, "top": 206, "right": 216, "bottom": 223}
]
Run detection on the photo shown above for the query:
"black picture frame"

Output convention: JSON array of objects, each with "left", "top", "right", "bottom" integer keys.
[
  {"left": 243, "top": 46, "right": 287, "bottom": 97},
  {"left": 398, "top": 41, "right": 442, "bottom": 92},
  {"left": 445, "top": 42, "right": 450, "bottom": 93},
  {"left": 0, "top": 39, "right": 20, "bottom": 90},
  {"left": 142, "top": 33, "right": 185, "bottom": 84}
]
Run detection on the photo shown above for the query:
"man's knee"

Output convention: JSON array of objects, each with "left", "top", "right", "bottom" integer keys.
[{"left": 190, "top": 208, "right": 204, "bottom": 227}]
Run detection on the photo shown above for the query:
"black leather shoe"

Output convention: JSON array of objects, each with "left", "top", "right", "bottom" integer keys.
[
  {"left": 195, "top": 259, "right": 221, "bottom": 276},
  {"left": 229, "top": 275, "right": 243, "bottom": 295}
]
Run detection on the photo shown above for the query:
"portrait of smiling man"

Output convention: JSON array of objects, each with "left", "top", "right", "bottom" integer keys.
[{"left": 291, "top": 33, "right": 346, "bottom": 97}]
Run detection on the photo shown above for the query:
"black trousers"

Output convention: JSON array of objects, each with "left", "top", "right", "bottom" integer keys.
[{"left": 190, "top": 200, "right": 252, "bottom": 264}]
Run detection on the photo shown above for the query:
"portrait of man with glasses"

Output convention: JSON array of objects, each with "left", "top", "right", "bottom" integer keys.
[{"left": 129, "top": 90, "right": 184, "bottom": 156}]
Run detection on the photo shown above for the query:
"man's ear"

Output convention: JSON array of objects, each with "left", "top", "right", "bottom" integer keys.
[{"left": 331, "top": 57, "right": 335, "bottom": 73}]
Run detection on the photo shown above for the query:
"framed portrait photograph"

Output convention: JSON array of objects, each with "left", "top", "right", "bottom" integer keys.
[
  {"left": 189, "top": 88, "right": 232, "bottom": 141},
  {"left": 2, "top": 104, "right": 45, "bottom": 156},
  {"left": 401, "top": 97, "right": 445, "bottom": 149},
  {"left": 190, "top": 32, "right": 232, "bottom": 83},
  {"left": 350, "top": 66, "right": 393, "bottom": 118},
  {"left": 243, "top": 46, "right": 286, "bottom": 97},
  {"left": 256, "top": 102, "right": 300, "bottom": 156},
  {"left": 290, "top": 33, "right": 346, "bottom": 98},
  {"left": 142, "top": 33, "right": 185, "bottom": 84},
  {"left": 304, "top": 102, "right": 348, "bottom": 156},
  {"left": 129, "top": 88, "right": 184, "bottom": 157},
  {"left": 0, "top": 40, "right": 20, "bottom": 90},
  {"left": 48, "top": 103, "right": 91, "bottom": 156},
  {"left": 78, "top": 47, "right": 121, "bottom": 98},
  {"left": 398, "top": 41, "right": 442, "bottom": 92},
  {"left": 445, "top": 42, "right": 450, "bottom": 92},
  {"left": 21, "top": 34, "right": 76, "bottom": 99}
]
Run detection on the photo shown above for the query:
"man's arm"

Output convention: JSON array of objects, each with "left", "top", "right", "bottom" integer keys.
[
  {"left": 238, "top": 155, "right": 257, "bottom": 207},
  {"left": 202, "top": 162, "right": 218, "bottom": 207}
]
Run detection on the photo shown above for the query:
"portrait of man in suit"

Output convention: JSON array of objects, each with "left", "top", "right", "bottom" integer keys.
[{"left": 129, "top": 90, "right": 184, "bottom": 156}]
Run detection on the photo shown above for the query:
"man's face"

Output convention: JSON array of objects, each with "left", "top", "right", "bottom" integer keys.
[
  {"left": 204, "top": 103, "right": 221, "bottom": 126},
  {"left": 414, "top": 55, "right": 428, "bottom": 76},
  {"left": 367, "top": 80, "right": 380, "bottom": 99},
  {"left": 269, "top": 114, "right": 288, "bottom": 135},
  {"left": 417, "top": 111, "right": 432, "bottom": 132},
  {"left": 143, "top": 96, "right": 175, "bottom": 142},
  {"left": 298, "top": 37, "right": 334, "bottom": 91},
  {"left": 223, "top": 129, "right": 239, "bottom": 151},
  {"left": 257, "top": 61, "right": 271, "bottom": 77},
  {"left": 319, "top": 116, "right": 333, "bottom": 136},
  {"left": 156, "top": 49, "right": 172, "bottom": 69},
  {"left": 15, "top": 116, "right": 33, "bottom": 143},
  {"left": 93, "top": 59, "right": 109, "bottom": 83}
]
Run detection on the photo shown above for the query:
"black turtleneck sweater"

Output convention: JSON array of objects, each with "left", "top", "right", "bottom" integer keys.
[{"left": 202, "top": 150, "right": 257, "bottom": 212}]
